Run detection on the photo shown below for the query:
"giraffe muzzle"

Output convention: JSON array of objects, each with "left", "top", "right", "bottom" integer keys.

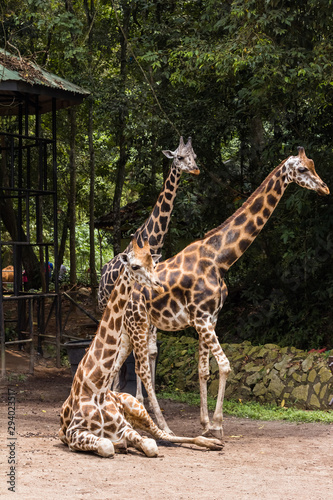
[
  {"left": 190, "top": 168, "right": 200, "bottom": 175},
  {"left": 317, "top": 182, "right": 330, "bottom": 196}
]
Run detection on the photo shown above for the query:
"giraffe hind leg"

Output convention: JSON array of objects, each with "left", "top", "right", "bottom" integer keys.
[
  {"left": 197, "top": 326, "right": 230, "bottom": 441},
  {"left": 122, "top": 428, "right": 159, "bottom": 457},
  {"left": 117, "top": 392, "right": 165, "bottom": 438},
  {"left": 117, "top": 393, "right": 223, "bottom": 451}
]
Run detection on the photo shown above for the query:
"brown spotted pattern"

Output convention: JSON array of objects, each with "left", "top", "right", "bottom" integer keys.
[
  {"left": 59, "top": 238, "right": 222, "bottom": 457},
  {"left": 110, "top": 148, "right": 329, "bottom": 440}
]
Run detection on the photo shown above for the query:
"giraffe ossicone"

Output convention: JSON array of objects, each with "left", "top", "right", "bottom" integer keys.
[
  {"left": 109, "top": 147, "right": 329, "bottom": 440},
  {"left": 59, "top": 236, "right": 223, "bottom": 458}
]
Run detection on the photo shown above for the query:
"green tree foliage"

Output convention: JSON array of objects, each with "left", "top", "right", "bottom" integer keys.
[{"left": 1, "top": 0, "right": 332, "bottom": 348}]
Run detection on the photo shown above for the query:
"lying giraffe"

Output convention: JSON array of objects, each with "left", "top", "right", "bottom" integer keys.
[
  {"left": 110, "top": 147, "right": 329, "bottom": 439},
  {"left": 59, "top": 237, "right": 222, "bottom": 457}
]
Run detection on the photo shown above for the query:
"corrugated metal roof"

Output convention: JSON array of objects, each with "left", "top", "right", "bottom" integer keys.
[
  {"left": 0, "top": 49, "right": 89, "bottom": 115},
  {"left": 0, "top": 49, "right": 89, "bottom": 95}
]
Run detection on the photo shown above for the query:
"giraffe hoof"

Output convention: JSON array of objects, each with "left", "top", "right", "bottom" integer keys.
[
  {"left": 141, "top": 438, "right": 159, "bottom": 457},
  {"left": 161, "top": 425, "right": 175, "bottom": 436},
  {"left": 97, "top": 438, "right": 115, "bottom": 458},
  {"left": 202, "top": 428, "right": 224, "bottom": 441},
  {"left": 193, "top": 436, "right": 224, "bottom": 451}
]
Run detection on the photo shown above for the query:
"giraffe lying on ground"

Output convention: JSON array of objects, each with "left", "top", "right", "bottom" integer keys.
[
  {"left": 59, "top": 237, "right": 222, "bottom": 457},
  {"left": 109, "top": 147, "right": 329, "bottom": 439},
  {"left": 98, "top": 136, "right": 199, "bottom": 399}
]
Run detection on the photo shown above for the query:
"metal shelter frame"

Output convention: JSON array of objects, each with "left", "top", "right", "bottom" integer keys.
[{"left": 0, "top": 50, "right": 89, "bottom": 378}]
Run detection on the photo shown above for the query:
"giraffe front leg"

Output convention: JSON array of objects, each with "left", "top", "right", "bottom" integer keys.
[
  {"left": 109, "top": 330, "right": 133, "bottom": 391},
  {"left": 133, "top": 342, "right": 174, "bottom": 435},
  {"left": 198, "top": 337, "right": 210, "bottom": 433},
  {"left": 210, "top": 347, "right": 230, "bottom": 436},
  {"left": 135, "top": 325, "right": 158, "bottom": 405},
  {"left": 134, "top": 350, "right": 145, "bottom": 404},
  {"left": 135, "top": 373, "right": 144, "bottom": 404},
  {"left": 148, "top": 325, "right": 158, "bottom": 393},
  {"left": 66, "top": 427, "right": 115, "bottom": 458}
]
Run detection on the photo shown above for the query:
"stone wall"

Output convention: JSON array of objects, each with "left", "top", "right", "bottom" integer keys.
[{"left": 157, "top": 336, "right": 333, "bottom": 410}]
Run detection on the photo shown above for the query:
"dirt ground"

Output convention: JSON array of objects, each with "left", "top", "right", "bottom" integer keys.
[{"left": 0, "top": 351, "right": 332, "bottom": 500}]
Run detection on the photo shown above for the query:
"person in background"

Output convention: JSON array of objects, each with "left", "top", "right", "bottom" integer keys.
[
  {"left": 59, "top": 263, "right": 67, "bottom": 282},
  {"left": 48, "top": 261, "right": 53, "bottom": 277}
]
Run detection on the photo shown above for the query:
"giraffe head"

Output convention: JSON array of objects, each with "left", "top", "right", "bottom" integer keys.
[
  {"left": 285, "top": 147, "right": 329, "bottom": 196},
  {"left": 120, "top": 237, "right": 164, "bottom": 294},
  {"left": 162, "top": 136, "right": 200, "bottom": 175}
]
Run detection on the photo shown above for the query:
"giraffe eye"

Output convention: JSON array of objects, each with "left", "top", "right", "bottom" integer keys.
[
  {"left": 131, "top": 265, "right": 141, "bottom": 271},
  {"left": 177, "top": 156, "right": 184, "bottom": 161},
  {"left": 298, "top": 167, "right": 307, "bottom": 173}
]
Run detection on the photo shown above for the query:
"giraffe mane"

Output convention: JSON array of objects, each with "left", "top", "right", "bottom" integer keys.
[{"left": 203, "top": 158, "right": 289, "bottom": 239}]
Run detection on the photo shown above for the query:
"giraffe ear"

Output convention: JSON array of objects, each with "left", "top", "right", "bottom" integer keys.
[
  {"left": 152, "top": 253, "right": 162, "bottom": 263},
  {"left": 119, "top": 253, "right": 129, "bottom": 265},
  {"left": 162, "top": 149, "right": 176, "bottom": 159}
]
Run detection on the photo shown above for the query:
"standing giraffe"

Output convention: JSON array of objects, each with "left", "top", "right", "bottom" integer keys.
[
  {"left": 98, "top": 136, "right": 199, "bottom": 311},
  {"left": 110, "top": 147, "right": 329, "bottom": 439},
  {"left": 59, "top": 237, "right": 222, "bottom": 457},
  {"left": 98, "top": 136, "right": 199, "bottom": 399}
]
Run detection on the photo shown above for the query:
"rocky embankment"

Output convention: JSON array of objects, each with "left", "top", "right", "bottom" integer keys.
[{"left": 157, "top": 336, "right": 333, "bottom": 410}]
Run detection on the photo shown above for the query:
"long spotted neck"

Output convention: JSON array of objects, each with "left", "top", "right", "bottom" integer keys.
[
  {"left": 133, "top": 161, "right": 181, "bottom": 253},
  {"left": 77, "top": 269, "right": 133, "bottom": 394},
  {"left": 204, "top": 160, "right": 289, "bottom": 275}
]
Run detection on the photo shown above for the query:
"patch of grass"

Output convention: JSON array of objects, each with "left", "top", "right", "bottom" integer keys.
[
  {"left": 7, "top": 373, "right": 27, "bottom": 383},
  {"left": 158, "top": 390, "right": 333, "bottom": 424}
]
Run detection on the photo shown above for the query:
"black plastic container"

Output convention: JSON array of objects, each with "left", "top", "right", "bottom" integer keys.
[{"left": 65, "top": 339, "right": 91, "bottom": 377}]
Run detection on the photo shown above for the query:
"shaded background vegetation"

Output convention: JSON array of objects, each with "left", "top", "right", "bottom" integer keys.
[{"left": 1, "top": 0, "right": 332, "bottom": 349}]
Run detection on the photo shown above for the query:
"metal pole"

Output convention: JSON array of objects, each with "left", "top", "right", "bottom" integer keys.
[
  {"left": 29, "top": 298, "right": 34, "bottom": 375},
  {"left": 0, "top": 286, "right": 5, "bottom": 378},
  {"left": 52, "top": 98, "right": 61, "bottom": 368},
  {"left": 0, "top": 185, "right": 5, "bottom": 377}
]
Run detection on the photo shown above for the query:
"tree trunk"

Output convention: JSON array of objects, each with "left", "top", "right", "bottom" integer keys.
[
  {"left": 84, "top": 0, "right": 98, "bottom": 304},
  {"left": 112, "top": 2, "right": 131, "bottom": 256}
]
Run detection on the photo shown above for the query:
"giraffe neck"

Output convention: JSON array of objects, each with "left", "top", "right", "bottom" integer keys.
[
  {"left": 77, "top": 270, "right": 133, "bottom": 394},
  {"left": 204, "top": 160, "right": 289, "bottom": 274},
  {"left": 134, "top": 161, "right": 181, "bottom": 253}
]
